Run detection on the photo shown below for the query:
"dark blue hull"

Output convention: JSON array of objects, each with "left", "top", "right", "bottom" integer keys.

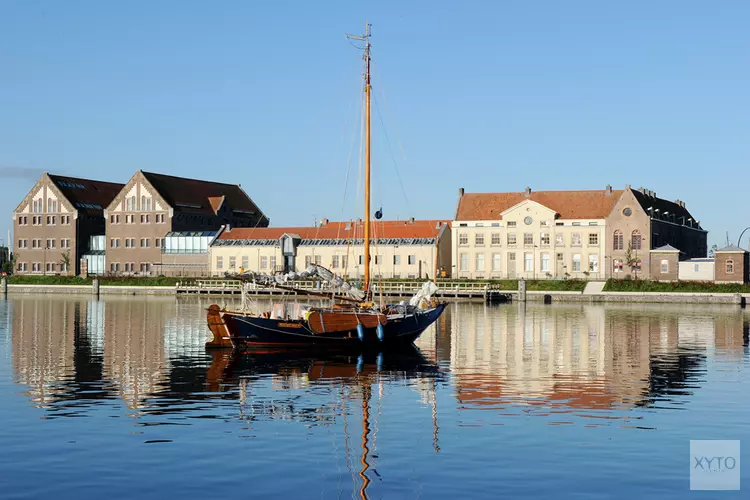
[{"left": 219, "top": 304, "right": 445, "bottom": 348}]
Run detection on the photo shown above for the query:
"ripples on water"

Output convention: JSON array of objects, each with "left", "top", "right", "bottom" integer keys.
[{"left": 0, "top": 296, "right": 748, "bottom": 499}]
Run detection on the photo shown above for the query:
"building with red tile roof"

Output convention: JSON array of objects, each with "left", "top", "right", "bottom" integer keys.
[{"left": 210, "top": 218, "right": 452, "bottom": 279}]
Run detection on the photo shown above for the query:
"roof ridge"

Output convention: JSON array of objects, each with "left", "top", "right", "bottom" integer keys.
[
  {"left": 48, "top": 173, "right": 125, "bottom": 187},
  {"left": 142, "top": 170, "right": 238, "bottom": 187}
]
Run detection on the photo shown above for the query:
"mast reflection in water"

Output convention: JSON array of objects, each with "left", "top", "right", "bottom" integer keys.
[{"left": 1, "top": 297, "right": 749, "bottom": 499}]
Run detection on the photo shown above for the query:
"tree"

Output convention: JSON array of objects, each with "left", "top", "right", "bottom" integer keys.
[
  {"left": 2, "top": 253, "right": 16, "bottom": 275},
  {"left": 624, "top": 241, "right": 639, "bottom": 278},
  {"left": 708, "top": 244, "right": 718, "bottom": 258},
  {"left": 60, "top": 250, "right": 71, "bottom": 275}
]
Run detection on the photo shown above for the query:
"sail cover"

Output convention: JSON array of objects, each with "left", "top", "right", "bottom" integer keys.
[{"left": 233, "top": 265, "right": 366, "bottom": 301}]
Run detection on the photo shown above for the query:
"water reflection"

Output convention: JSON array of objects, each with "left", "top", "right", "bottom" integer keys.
[{"left": 7, "top": 297, "right": 750, "bottom": 418}]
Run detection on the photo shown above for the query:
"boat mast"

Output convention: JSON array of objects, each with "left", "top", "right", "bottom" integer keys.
[{"left": 348, "top": 23, "right": 372, "bottom": 294}]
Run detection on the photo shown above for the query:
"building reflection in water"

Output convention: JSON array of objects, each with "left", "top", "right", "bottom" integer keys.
[
  {"left": 441, "top": 302, "right": 748, "bottom": 413},
  {"left": 8, "top": 297, "right": 750, "bottom": 417}
]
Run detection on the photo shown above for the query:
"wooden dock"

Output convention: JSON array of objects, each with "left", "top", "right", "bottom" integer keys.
[{"left": 175, "top": 279, "right": 515, "bottom": 301}]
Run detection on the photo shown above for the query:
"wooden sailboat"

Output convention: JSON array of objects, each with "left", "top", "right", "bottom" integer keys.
[{"left": 206, "top": 24, "right": 446, "bottom": 349}]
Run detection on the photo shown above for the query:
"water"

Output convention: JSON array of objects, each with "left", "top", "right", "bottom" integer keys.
[{"left": 0, "top": 296, "right": 748, "bottom": 499}]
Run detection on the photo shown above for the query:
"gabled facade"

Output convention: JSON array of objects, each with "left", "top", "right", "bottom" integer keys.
[
  {"left": 452, "top": 187, "right": 618, "bottom": 279},
  {"left": 104, "top": 171, "right": 268, "bottom": 275},
  {"left": 12, "top": 173, "right": 124, "bottom": 275},
  {"left": 605, "top": 186, "right": 707, "bottom": 279},
  {"left": 209, "top": 219, "right": 451, "bottom": 279}
]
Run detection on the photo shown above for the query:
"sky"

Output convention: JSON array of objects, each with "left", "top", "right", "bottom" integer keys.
[{"left": 1, "top": 1, "right": 749, "bottom": 250}]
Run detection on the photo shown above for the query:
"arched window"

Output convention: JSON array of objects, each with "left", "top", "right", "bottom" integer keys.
[
  {"left": 631, "top": 230, "right": 641, "bottom": 250},
  {"left": 613, "top": 230, "right": 623, "bottom": 250},
  {"left": 726, "top": 259, "right": 734, "bottom": 274}
]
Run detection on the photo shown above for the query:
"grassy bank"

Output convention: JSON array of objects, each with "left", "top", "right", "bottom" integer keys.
[
  {"left": 8, "top": 275, "right": 198, "bottom": 287},
  {"left": 527, "top": 279, "right": 587, "bottom": 292},
  {"left": 604, "top": 279, "right": 750, "bottom": 293}
]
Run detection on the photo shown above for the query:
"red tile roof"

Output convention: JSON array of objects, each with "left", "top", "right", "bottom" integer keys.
[
  {"left": 218, "top": 220, "right": 449, "bottom": 241},
  {"left": 455, "top": 189, "right": 624, "bottom": 221},
  {"left": 48, "top": 174, "right": 125, "bottom": 215},
  {"left": 142, "top": 171, "right": 265, "bottom": 219}
]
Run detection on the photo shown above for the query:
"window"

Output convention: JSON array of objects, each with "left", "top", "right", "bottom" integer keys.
[
  {"left": 32, "top": 199, "right": 40, "bottom": 213},
  {"left": 556, "top": 233, "right": 565, "bottom": 246},
  {"left": 492, "top": 253, "right": 501, "bottom": 271},
  {"left": 341, "top": 255, "right": 348, "bottom": 269},
  {"left": 242, "top": 256, "right": 249, "bottom": 269},
  {"left": 507, "top": 233, "right": 517, "bottom": 246},
  {"left": 155, "top": 238, "right": 162, "bottom": 248},
  {"left": 262, "top": 256, "right": 269, "bottom": 269},
  {"left": 62, "top": 216, "right": 71, "bottom": 225},
  {"left": 589, "top": 254, "right": 599, "bottom": 273},
  {"left": 18, "top": 262, "right": 27, "bottom": 272},
  {"left": 507, "top": 221, "right": 517, "bottom": 228},
  {"left": 156, "top": 214, "right": 166, "bottom": 223},
  {"left": 660, "top": 260, "right": 669, "bottom": 274},
  {"left": 509, "top": 253, "right": 516, "bottom": 261},
  {"left": 540, "top": 233, "right": 550, "bottom": 246},
  {"left": 140, "top": 263, "right": 151, "bottom": 273},
  {"left": 393, "top": 255, "right": 401, "bottom": 265},
  {"left": 475, "top": 233, "right": 485, "bottom": 246},
  {"left": 140, "top": 238, "right": 150, "bottom": 248},
  {"left": 47, "top": 199, "right": 57, "bottom": 213},
  {"left": 47, "top": 216, "right": 55, "bottom": 225},
  {"left": 572, "top": 222, "right": 581, "bottom": 226},
  {"left": 314, "top": 255, "right": 321, "bottom": 266},
  {"left": 588, "top": 233, "right": 598, "bottom": 246},
  {"left": 726, "top": 259, "right": 734, "bottom": 274},
  {"left": 476, "top": 253, "right": 485, "bottom": 271},
  {"left": 632, "top": 259, "right": 642, "bottom": 271},
  {"left": 18, "top": 239, "right": 27, "bottom": 249},
  {"left": 524, "top": 233, "right": 534, "bottom": 245},
  {"left": 541, "top": 253, "right": 550, "bottom": 272},
  {"left": 524, "top": 253, "right": 533, "bottom": 272},
  {"left": 556, "top": 252, "right": 564, "bottom": 262},
  {"left": 125, "top": 214, "right": 133, "bottom": 224},
  {"left": 374, "top": 255, "right": 381, "bottom": 265},
  {"left": 491, "top": 233, "right": 501, "bottom": 245},
  {"left": 460, "top": 253, "right": 468, "bottom": 271},
  {"left": 217, "top": 256, "right": 224, "bottom": 270},
  {"left": 46, "top": 239, "right": 56, "bottom": 249},
  {"left": 33, "top": 216, "right": 41, "bottom": 226},
  {"left": 694, "top": 263, "right": 700, "bottom": 273},
  {"left": 332, "top": 255, "right": 340, "bottom": 268},
  {"left": 631, "top": 230, "right": 641, "bottom": 250},
  {"left": 46, "top": 263, "right": 55, "bottom": 273},
  {"left": 572, "top": 254, "right": 581, "bottom": 272},
  {"left": 61, "top": 239, "right": 70, "bottom": 248},
  {"left": 140, "top": 214, "right": 150, "bottom": 224},
  {"left": 229, "top": 256, "right": 236, "bottom": 269},
  {"left": 125, "top": 238, "right": 133, "bottom": 248},
  {"left": 32, "top": 263, "right": 40, "bottom": 273},
  {"left": 540, "top": 221, "right": 549, "bottom": 227},
  {"left": 459, "top": 233, "right": 468, "bottom": 246},
  {"left": 613, "top": 259, "right": 624, "bottom": 273},
  {"left": 613, "top": 230, "right": 623, "bottom": 250},
  {"left": 571, "top": 233, "right": 581, "bottom": 246}
]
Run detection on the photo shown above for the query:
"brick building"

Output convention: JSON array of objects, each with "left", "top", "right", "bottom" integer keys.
[
  {"left": 12, "top": 173, "right": 124, "bottom": 275},
  {"left": 104, "top": 171, "right": 268, "bottom": 275},
  {"left": 713, "top": 245, "right": 749, "bottom": 284}
]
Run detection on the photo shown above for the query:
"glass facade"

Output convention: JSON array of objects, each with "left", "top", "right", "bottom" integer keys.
[{"left": 163, "top": 231, "right": 216, "bottom": 254}]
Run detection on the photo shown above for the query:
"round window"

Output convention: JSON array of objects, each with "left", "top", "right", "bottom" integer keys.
[
  {"left": 623, "top": 208, "right": 632, "bottom": 217},
  {"left": 524, "top": 216, "right": 533, "bottom": 225}
]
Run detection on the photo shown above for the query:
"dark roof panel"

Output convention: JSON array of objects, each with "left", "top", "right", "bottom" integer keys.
[
  {"left": 48, "top": 174, "right": 125, "bottom": 215},
  {"left": 142, "top": 171, "right": 264, "bottom": 218}
]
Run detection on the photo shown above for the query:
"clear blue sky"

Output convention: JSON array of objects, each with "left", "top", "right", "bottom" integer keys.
[{"left": 1, "top": 1, "right": 748, "bottom": 250}]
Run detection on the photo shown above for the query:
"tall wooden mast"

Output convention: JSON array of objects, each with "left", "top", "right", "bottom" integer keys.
[{"left": 348, "top": 23, "right": 372, "bottom": 293}]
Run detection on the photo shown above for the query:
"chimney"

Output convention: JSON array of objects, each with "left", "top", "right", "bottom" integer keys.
[
  {"left": 320, "top": 218, "right": 329, "bottom": 226},
  {"left": 226, "top": 224, "right": 232, "bottom": 232},
  {"left": 524, "top": 186, "right": 531, "bottom": 197},
  {"left": 409, "top": 217, "right": 415, "bottom": 224},
  {"left": 605, "top": 184, "right": 612, "bottom": 195},
  {"left": 357, "top": 218, "right": 362, "bottom": 224},
  {"left": 458, "top": 187, "right": 464, "bottom": 197},
  {"left": 625, "top": 184, "right": 631, "bottom": 190}
]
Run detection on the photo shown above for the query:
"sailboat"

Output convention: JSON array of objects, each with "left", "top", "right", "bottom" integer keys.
[{"left": 206, "top": 24, "right": 446, "bottom": 349}]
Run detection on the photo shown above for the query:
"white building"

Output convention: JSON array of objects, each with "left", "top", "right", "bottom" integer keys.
[
  {"left": 452, "top": 187, "right": 618, "bottom": 280},
  {"left": 678, "top": 258, "right": 715, "bottom": 282},
  {"left": 209, "top": 219, "right": 452, "bottom": 279}
]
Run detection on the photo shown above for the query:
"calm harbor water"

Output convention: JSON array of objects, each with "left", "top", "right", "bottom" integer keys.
[{"left": 0, "top": 296, "right": 748, "bottom": 499}]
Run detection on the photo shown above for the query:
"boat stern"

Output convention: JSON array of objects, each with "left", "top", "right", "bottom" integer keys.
[{"left": 206, "top": 304, "right": 234, "bottom": 348}]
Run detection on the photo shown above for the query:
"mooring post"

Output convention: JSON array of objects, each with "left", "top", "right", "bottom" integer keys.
[
  {"left": 518, "top": 278, "right": 527, "bottom": 302},
  {"left": 92, "top": 278, "right": 100, "bottom": 298},
  {"left": 1, "top": 277, "right": 7, "bottom": 297}
]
